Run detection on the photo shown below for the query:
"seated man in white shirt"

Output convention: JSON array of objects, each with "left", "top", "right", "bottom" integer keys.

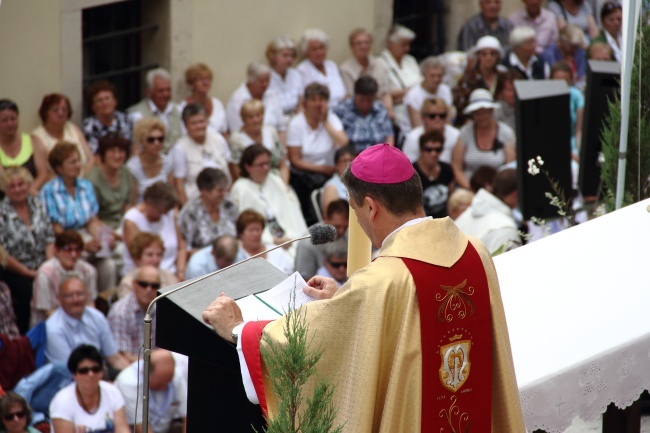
[
  {"left": 226, "top": 61, "right": 285, "bottom": 136},
  {"left": 127, "top": 68, "right": 182, "bottom": 153},
  {"left": 115, "top": 349, "right": 187, "bottom": 433},
  {"left": 45, "top": 275, "right": 130, "bottom": 371},
  {"left": 186, "top": 235, "right": 240, "bottom": 280}
]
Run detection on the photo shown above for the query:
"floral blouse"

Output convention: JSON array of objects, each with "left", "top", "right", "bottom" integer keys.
[
  {"left": 0, "top": 195, "right": 55, "bottom": 270},
  {"left": 178, "top": 196, "right": 238, "bottom": 249}
]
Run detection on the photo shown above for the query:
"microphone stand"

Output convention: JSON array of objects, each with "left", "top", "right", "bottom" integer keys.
[{"left": 140, "top": 234, "right": 310, "bottom": 433}]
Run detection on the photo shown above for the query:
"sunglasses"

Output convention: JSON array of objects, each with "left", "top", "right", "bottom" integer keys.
[
  {"left": 423, "top": 112, "right": 447, "bottom": 120},
  {"left": 328, "top": 260, "right": 347, "bottom": 269},
  {"left": 146, "top": 136, "right": 165, "bottom": 144},
  {"left": 423, "top": 147, "right": 443, "bottom": 154},
  {"left": 136, "top": 280, "right": 161, "bottom": 290},
  {"left": 3, "top": 411, "right": 27, "bottom": 422},
  {"left": 76, "top": 365, "right": 103, "bottom": 375},
  {"left": 60, "top": 245, "right": 83, "bottom": 253}
]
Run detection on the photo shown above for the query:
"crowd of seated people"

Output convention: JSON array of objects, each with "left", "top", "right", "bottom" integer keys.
[{"left": 0, "top": 6, "right": 622, "bottom": 427}]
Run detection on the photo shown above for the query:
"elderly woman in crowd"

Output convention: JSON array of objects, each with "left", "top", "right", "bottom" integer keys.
[
  {"left": 235, "top": 209, "right": 294, "bottom": 275},
  {"left": 503, "top": 25, "right": 550, "bottom": 80},
  {"left": 31, "top": 93, "right": 94, "bottom": 175},
  {"left": 49, "top": 345, "right": 129, "bottom": 433},
  {"left": 0, "top": 166, "right": 55, "bottom": 334},
  {"left": 453, "top": 36, "right": 508, "bottom": 126},
  {"left": 339, "top": 28, "right": 393, "bottom": 113},
  {"left": 379, "top": 24, "right": 422, "bottom": 139},
  {"left": 226, "top": 61, "right": 285, "bottom": 135},
  {"left": 126, "top": 117, "right": 174, "bottom": 202},
  {"left": 229, "top": 99, "right": 288, "bottom": 183},
  {"left": 287, "top": 83, "right": 348, "bottom": 225},
  {"left": 171, "top": 104, "right": 232, "bottom": 205},
  {"left": 39, "top": 141, "right": 117, "bottom": 293},
  {"left": 178, "top": 62, "right": 228, "bottom": 136},
  {"left": 230, "top": 145, "right": 308, "bottom": 259},
  {"left": 541, "top": 24, "right": 588, "bottom": 88},
  {"left": 405, "top": 56, "right": 453, "bottom": 130},
  {"left": 452, "top": 89, "right": 516, "bottom": 190},
  {"left": 0, "top": 392, "right": 40, "bottom": 433},
  {"left": 0, "top": 100, "right": 48, "bottom": 193},
  {"left": 402, "top": 97, "right": 460, "bottom": 165},
  {"left": 121, "top": 181, "right": 186, "bottom": 280},
  {"left": 267, "top": 36, "right": 303, "bottom": 121},
  {"left": 297, "top": 28, "right": 347, "bottom": 107},
  {"left": 178, "top": 167, "right": 238, "bottom": 253},
  {"left": 413, "top": 130, "right": 455, "bottom": 218},
  {"left": 321, "top": 146, "right": 355, "bottom": 213},
  {"left": 447, "top": 188, "right": 475, "bottom": 220},
  {"left": 117, "top": 232, "right": 178, "bottom": 297},
  {"left": 591, "top": 1, "right": 622, "bottom": 62},
  {"left": 85, "top": 135, "right": 136, "bottom": 230},
  {"left": 82, "top": 80, "right": 132, "bottom": 154},
  {"left": 547, "top": 0, "right": 599, "bottom": 41}
]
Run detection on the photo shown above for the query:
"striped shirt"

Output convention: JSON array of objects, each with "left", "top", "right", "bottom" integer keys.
[
  {"left": 108, "top": 291, "right": 156, "bottom": 355},
  {"left": 39, "top": 176, "right": 99, "bottom": 229},
  {"left": 459, "top": 121, "right": 515, "bottom": 180}
]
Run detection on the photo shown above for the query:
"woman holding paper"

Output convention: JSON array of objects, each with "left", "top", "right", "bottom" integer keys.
[{"left": 235, "top": 209, "right": 294, "bottom": 275}]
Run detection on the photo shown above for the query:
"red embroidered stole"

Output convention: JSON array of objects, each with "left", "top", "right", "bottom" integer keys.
[{"left": 402, "top": 242, "right": 492, "bottom": 432}]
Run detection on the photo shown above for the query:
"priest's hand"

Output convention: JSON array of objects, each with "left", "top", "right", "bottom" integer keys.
[
  {"left": 202, "top": 292, "right": 243, "bottom": 343},
  {"left": 304, "top": 276, "right": 339, "bottom": 300}
]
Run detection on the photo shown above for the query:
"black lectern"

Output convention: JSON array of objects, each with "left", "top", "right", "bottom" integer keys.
[{"left": 156, "top": 258, "right": 287, "bottom": 433}]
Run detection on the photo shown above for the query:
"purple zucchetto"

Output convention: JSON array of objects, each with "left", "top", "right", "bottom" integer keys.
[{"left": 350, "top": 143, "right": 414, "bottom": 184}]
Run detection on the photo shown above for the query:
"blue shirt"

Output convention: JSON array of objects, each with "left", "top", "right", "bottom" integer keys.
[
  {"left": 45, "top": 307, "right": 117, "bottom": 363},
  {"left": 186, "top": 246, "right": 246, "bottom": 280},
  {"left": 39, "top": 176, "right": 99, "bottom": 229},
  {"left": 333, "top": 98, "right": 393, "bottom": 152},
  {"left": 186, "top": 246, "right": 217, "bottom": 280}
]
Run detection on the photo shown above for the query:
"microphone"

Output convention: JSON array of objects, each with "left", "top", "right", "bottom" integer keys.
[{"left": 139, "top": 224, "right": 337, "bottom": 433}]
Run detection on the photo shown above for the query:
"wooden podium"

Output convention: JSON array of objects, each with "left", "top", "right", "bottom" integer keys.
[{"left": 155, "top": 259, "right": 287, "bottom": 433}]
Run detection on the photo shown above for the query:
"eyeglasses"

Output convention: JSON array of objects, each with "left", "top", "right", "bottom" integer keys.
[
  {"left": 3, "top": 411, "right": 27, "bottom": 422},
  {"left": 423, "top": 112, "right": 447, "bottom": 120},
  {"left": 146, "top": 136, "right": 165, "bottom": 144},
  {"left": 136, "top": 280, "right": 161, "bottom": 290},
  {"left": 60, "top": 245, "right": 83, "bottom": 253},
  {"left": 76, "top": 365, "right": 103, "bottom": 375},
  {"left": 423, "top": 146, "right": 443, "bottom": 154},
  {"left": 328, "top": 260, "right": 347, "bottom": 269},
  {"left": 62, "top": 291, "right": 87, "bottom": 300}
]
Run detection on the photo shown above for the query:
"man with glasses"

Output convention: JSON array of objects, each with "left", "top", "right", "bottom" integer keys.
[
  {"left": 402, "top": 98, "right": 460, "bottom": 164},
  {"left": 45, "top": 275, "right": 129, "bottom": 371},
  {"left": 315, "top": 238, "right": 348, "bottom": 287},
  {"left": 108, "top": 265, "right": 162, "bottom": 363},
  {"left": 31, "top": 230, "right": 97, "bottom": 327}
]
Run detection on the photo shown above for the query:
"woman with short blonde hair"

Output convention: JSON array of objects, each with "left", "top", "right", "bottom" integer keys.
[{"left": 178, "top": 62, "right": 228, "bottom": 137}]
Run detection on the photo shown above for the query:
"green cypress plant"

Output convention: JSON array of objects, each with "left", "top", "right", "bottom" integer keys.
[
  {"left": 257, "top": 286, "right": 343, "bottom": 433},
  {"left": 600, "top": 19, "right": 650, "bottom": 210}
]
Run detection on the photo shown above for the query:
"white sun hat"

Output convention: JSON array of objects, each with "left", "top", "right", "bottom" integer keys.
[
  {"left": 470, "top": 35, "right": 503, "bottom": 58},
  {"left": 463, "top": 88, "right": 500, "bottom": 115}
]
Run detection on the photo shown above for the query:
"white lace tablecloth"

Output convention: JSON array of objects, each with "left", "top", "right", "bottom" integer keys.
[{"left": 494, "top": 199, "right": 650, "bottom": 433}]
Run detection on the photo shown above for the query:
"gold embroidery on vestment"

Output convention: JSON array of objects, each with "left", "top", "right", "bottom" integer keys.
[{"left": 436, "top": 279, "right": 475, "bottom": 323}]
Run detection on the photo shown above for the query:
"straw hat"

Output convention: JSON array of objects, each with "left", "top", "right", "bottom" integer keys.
[
  {"left": 471, "top": 36, "right": 503, "bottom": 58},
  {"left": 463, "top": 89, "right": 499, "bottom": 115}
]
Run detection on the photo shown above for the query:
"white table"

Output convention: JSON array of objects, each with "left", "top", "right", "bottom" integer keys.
[{"left": 494, "top": 199, "right": 650, "bottom": 433}]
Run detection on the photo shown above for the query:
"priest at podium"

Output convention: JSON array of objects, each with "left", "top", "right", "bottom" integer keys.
[{"left": 202, "top": 144, "right": 525, "bottom": 432}]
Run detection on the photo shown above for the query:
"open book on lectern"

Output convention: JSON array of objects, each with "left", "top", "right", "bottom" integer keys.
[{"left": 236, "top": 271, "right": 316, "bottom": 321}]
